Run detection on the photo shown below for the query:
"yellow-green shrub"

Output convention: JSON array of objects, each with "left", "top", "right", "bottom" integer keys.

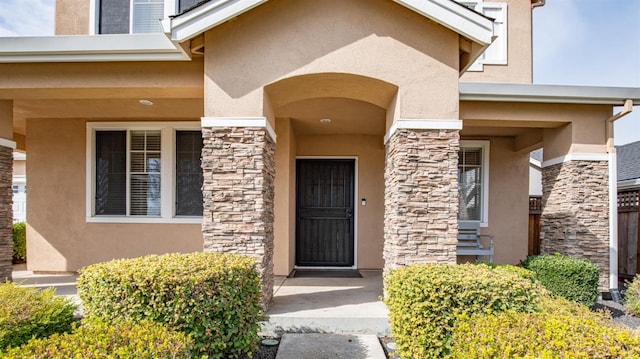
[
  {"left": 521, "top": 253, "right": 600, "bottom": 306},
  {"left": 2, "top": 318, "right": 192, "bottom": 358},
  {"left": 0, "top": 282, "right": 76, "bottom": 349},
  {"left": 384, "top": 263, "right": 547, "bottom": 359},
  {"left": 624, "top": 274, "right": 640, "bottom": 316},
  {"left": 451, "top": 297, "right": 640, "bottom": 358},
  {"left": 11, "top": 222, "right": 26, "bottom": 263},
  {"left": 77, "top": 252, "right": 262, "bottom": 358}
]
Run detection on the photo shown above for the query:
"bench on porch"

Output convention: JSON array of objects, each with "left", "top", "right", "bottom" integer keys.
[{"left": 456, "top": 222, "right": 494, "bottom": 263}]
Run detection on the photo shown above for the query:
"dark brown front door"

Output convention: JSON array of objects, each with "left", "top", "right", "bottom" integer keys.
[{"left": 296, "top": 159, "right": 355, "bottom": 267}]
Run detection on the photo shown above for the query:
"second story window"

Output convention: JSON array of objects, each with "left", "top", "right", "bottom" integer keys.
[
  {"left": 98, "top": 0, "right": 165, "bottom": 34},
  {"left": 459, "top": 1, "right": 508, "bottom": 70}
]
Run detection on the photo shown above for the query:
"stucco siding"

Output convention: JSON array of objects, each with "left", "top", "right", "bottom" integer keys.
[{"left": 26, "top": 118, "right": 202, "bottom": 272}]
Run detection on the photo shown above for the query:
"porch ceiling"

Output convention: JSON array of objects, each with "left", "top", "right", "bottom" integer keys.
[{"left": 278, "top": 98, "right": 386, "bottom": 136}]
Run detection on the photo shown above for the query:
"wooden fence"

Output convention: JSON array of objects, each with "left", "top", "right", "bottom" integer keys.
[
  {"left": 528, "top": 196, "right": 542, "bottom": 256},
  {"left": 618, "top": 189, "right": 639, "bottom": 279}
]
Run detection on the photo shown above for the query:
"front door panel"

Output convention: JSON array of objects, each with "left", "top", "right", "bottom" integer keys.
[{"left": 296, "top": 159, "right": 355, "bottom": 266}]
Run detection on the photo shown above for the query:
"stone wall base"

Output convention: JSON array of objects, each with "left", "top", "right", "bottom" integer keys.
[
  {"left": 541, "top": 160, "right": 610, "bottom": 290},
  {"left": 383, "top": 128, "right": 459, "bottom": 275},
  {"left": 201, "top": 127, "right": 275, "bottom": 310},
  {"left": 0, "top": 146, "right": 11, "bottom": 282}
]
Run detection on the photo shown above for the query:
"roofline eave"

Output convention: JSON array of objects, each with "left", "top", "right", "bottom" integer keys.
[{"left": 460, "top": 82, "right": 640, "bottom": 105}]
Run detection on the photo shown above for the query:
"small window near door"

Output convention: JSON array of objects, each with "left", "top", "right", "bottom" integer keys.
[{"left": 458, "top": 141, "right": 490, "bottom": 225}]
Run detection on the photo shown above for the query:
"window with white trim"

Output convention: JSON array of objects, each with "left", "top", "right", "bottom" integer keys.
[
  {"left": 458, "top": 141, "right": 490, "bottom": 226},
  {"left": 458, "top": 1, "right": 508, "bottom": 71},
  {"left": 88, "top": 122, "right": 203, "bottom": 223},
  {"left": 98, "top": 0, "right": 165, "bottom": 34}
]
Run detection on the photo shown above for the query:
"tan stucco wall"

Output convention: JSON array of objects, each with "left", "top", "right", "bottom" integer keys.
[
  {"left": 26, "top": 118, "right": 203, "bottom": 272},
  {"left": 274, "top": 118, "right": 297, "bottom": 276},
  {"left": 485, "top": 137, "right": 530, "bottom": 264},
  {"left": 13, "top": 160, "right": 25, "bottom": 176},
  {"left": 284, "top": 134, "right": 385, "bottom": 271},
  {"left": 0, "top": 101, "right": 13, "bottom": 140},
  {"left": 461, "top": 0, "right": 533, "bottom": 83},
  {"left": 204, "top": 0, "right": 459, "bottom": 122},
  {"left": 55, "top": 0, "right": 90, "bottom": 35}
]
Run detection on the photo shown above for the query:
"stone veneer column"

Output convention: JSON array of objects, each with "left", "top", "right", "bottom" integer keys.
[
  {"left": 541, "top": 159, "right": 610, "bottom": 290},
  {"left": 201, "top": 122, "right": 275, "bottom": 310},
  {"left": 0, "top": 145, "right": 12, "bottom": 282},
  {"left": 383, "top": 127, "right": 460, "bottom": 273}
]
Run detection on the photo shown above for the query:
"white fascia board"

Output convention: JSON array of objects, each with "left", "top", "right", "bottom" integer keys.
[
  {"left": 394, "top": 0, "right": 494, "bottom": 45},
  {"left": 171, "top": 0, "right": 268, "bottom": 42},
  {"left": 0, "top": 34, "right": 190, "bottom": 63},
  {"left": 460, "top": 82, "right": 640, "bottom": 105},
  {"left": 618, "top": 178, "right": 640, "bottom": 190}
]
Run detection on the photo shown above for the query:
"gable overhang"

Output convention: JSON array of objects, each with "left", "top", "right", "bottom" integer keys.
[
  {"left": 169, "top": 0, "right": 494, "bottom": 49},
  {"left": 460, "top": 82, "right": 640, "bottom": 105},
  {"left": 0, "top": 34, "right": 190, "bottom": 63}
]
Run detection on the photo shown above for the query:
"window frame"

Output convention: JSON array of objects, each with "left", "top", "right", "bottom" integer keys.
[
  {"left": 90, "top": 0, "right": 178, "bottom": 35},
  {"left": 86, "top": 121, "right": 202, "bottom": 223},
  {"left": 459, "top": 1, "right": 508, "bottom": 71},
  {"left": 458, "top": 140, "right": 490, "bottom": 227}
]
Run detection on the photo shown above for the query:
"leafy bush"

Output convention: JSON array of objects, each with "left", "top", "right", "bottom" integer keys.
[
  {"left": 521, "top": 253, "right": 600, "bottom": 306},
  {"left": 476, "top": 262, "right": 537, "bottom": 282},
  {"left": 77, "top": 252, "right": 262, "bottom": 358},
  {"left": 11, "top": 222, "right": 26, "bottom": 263},
  {"left": 0, "top": 282, "right": 76, "bottom": 349},
  {"left": 384, "top": 263, "right": 547, "bottom": 359},
  {"left": 451, "top": 297, "right": 640, "bottom": 358},
  {"left": 2, "top": 318, "right": 192, "bottom": 358},
  {"left": 624, "top": 274, "right": 640, "bottom": 316}
]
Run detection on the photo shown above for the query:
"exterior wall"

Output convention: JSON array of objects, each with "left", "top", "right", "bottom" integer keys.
[
  {"left": 0, "top": 147, "right": 13, "bottom": 281},
  {"left": 273, "top": 119, "right": 296, "bottom": 276},
  {"left": 55, "top": 0, "right": 90, "bottom": 35},
  {"left": 26, "top": 118, "right": 203, "bottom": 272},
  {"left": 204, "top": 0, "right": 460, "bottom": 121},
  {"left": 485, "top": 137, "right": 530, "bottom": 264},
  {"left": 529, "top": 162, "right": 542, "bottom": 196},
  {"left": 384, "top": 129, "right": 460, "bottom": 270},
  {"left": 13, "top": 159, "right": 25, "bottom": 177},
  {"left": 294, "top": 134, "right": 386, "bottom": 271},
  {"left": 541, "top": 160, "right": 610, "bottom": 290},
  {"left": 201, "top": 126, "right": 275, "bottom": 309},
  {"left": 460, "top": 0, "right": 533, "bottom": 83}
]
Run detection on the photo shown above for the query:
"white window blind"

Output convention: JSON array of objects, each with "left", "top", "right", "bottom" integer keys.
[
  {"left": 458, "top": 141, "right": 490, "bottom": 225},
  {"left": 130, "top": 130, "right": 161, "bottom": 216},
  {"left": 132, "top": 0, "right": 165, "bottom": 33}
]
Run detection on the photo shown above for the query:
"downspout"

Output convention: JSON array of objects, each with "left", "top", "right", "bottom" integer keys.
[{"left": 607, "top": 99, "right": 633, "bottom": 302}]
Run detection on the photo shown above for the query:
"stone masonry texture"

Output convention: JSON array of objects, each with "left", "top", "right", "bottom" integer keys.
[
  {"left": 383, "top": 128, "right": 460, "bottom": 274},
  {"left": 201, "top": 126, "right": 275, "bottom": 310},
  {"left": 541, "top": 160, "right": 610, "bottom": 290},
  {"left": 0, "top": 146, "right": 12, "bottom": 282}
]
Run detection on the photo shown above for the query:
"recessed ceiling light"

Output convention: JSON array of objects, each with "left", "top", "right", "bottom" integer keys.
[
  {"left": 320, "top": 118, "right": 331, "bottom": 123},
  {"left": 139, "top": 99, "right": 154, "bottom": 106}
]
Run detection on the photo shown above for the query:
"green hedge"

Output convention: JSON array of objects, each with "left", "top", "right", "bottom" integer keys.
[
  {"left": 2, "top": 318, "right": 192, "bottom": 358},
  {"left": 521, "top": 253, "right": 600, "bottom": 306},
  {"left": 77, "top": 252, "right": 262, "bottom": 358},
  {"left": 0, "top": 282, "right": 76, "bottom": 349},
  {"left": 624, "top": 274, "right": 640, "bottom": 316},
  {"left": 384, "top": 263, "right": 547, "bottom": 359},
  {"left": 11, "top": 222, "right": 26, "bottom": 263},
  {"left": 451, "top": 297, "right": 640, "bottom": 358}
]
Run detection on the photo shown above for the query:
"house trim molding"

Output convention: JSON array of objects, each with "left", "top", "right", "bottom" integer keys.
[
  {"left": 619, "top": 178, "right": 640, "bottom": 190},
  {"left": 384, "top": 119, "right": 462, "bottom": 144},
  {"left": 460, "top": 82, "right": 640, "bottom": 105},
  {"left": 0, "top": 34, "right": 190, "bottom": 63},
  {"left": 201, "top": 117, "right": 277, "bottom": 143},
  {"left": 542, "top": 153, "right": 609, "bottom": 168},
  {"left": 171, "top": 0, "right": 493, "bottom": 44},
  {"left": 0, "top": 138, "right": 17, "bottom": 149}
]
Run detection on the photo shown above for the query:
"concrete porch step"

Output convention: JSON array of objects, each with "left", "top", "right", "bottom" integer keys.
[
  {"left": 275, "top": 333, "right": 386, "bottom": 359},
  {"left": 260, "top": 271, "right": 390, "bottom": 336}
]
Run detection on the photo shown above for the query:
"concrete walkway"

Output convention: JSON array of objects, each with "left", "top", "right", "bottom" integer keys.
[
  {"left": 276, "top": 333, "right": 386, "bottom": 359},
  {"left": 261, "top": 270, "right": 390, "bottom": 336}
]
